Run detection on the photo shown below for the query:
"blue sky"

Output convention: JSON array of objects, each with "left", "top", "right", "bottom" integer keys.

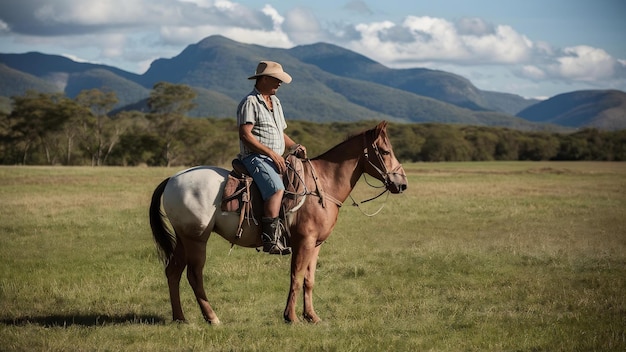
[{"left": 0, "top": 0, "right": 624, "bottom": 99}]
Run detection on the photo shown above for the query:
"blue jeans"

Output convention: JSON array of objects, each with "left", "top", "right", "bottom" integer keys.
[{"left": 240, "top": 154, "right": 284, "bottom": 200}]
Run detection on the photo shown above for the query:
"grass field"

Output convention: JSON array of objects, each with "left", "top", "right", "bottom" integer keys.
[{"left": 1, "top": 162, "right": 625, "bottom": 351}]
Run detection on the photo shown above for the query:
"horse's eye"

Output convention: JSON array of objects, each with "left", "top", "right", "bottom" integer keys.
[{"left": 381, "top": 150, "right": 391, "bottom": 156}]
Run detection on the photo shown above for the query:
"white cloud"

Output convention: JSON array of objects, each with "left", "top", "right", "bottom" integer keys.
[
  {"left": 62, "top": 53, "right": 89, "bottom": 63},
  {"left": 261, "top": 4, "right": 284, "bottom": 30},
  {"left": 283, "top": 7, "right": 322, "bottom": 44},
  {"left": 345, "top": 16, "right": 533, "bottom": 65},
  {"left": 516, "top": 45, "right": 624, "bottom": 85},
  {"left": 463, "top": 25, "right": 533, "bottom": 63},
  {"left": 456, "top": 17, "right": 493, "bottom": 36},
  {"left": 551, "top": 46, "right": 617, "bottom": 81},
  {"left": 339, "top": 14, "right": 625, "bottom": 93},
  {"left": 33, "top": 1, "right": 164, "bottom": 26},
  {"left": 0, "top": 19, "right": 9, "bottom": 31},
  {"left": 520, "top": 65, "right": 546, "bottom": 80},
  {"left": 159, "top": 4, "right": 293, "bottom": 49}
]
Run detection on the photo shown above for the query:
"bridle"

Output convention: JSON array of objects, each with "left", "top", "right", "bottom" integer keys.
[
  {"left": 363, "top": 133, "right": 404, "bottom": 191},
  {"left": 349, "top": 132, "right": 403, "bottom": 216}
]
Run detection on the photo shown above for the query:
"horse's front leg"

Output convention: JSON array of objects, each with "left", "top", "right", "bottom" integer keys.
[
  {"left": 303, "top": 245, "right": 322, "bottom": 323},
  {"left": 284, "top": 238, "right": 318, "bottom": 323}
]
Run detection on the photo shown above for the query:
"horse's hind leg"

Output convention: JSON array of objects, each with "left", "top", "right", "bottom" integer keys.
[
  {"left": 166, "top": 240, "right": 186, "bottom": 322},
  {"left": 184, "top": 237, "right": 221, "bottom": 325}
]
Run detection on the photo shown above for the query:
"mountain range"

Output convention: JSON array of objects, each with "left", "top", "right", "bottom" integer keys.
[{"left": 1, "top": 35, "right": 625, "bottom": 131}]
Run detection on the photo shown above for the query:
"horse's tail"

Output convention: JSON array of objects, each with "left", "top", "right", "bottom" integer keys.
[{"left": 149, "top": 177, "right": 177, "bottom": 264}]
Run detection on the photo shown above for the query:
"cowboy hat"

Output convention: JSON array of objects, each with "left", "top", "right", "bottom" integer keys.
[{"left": 248, "top": 61, "right": 292, "bottom": 84}]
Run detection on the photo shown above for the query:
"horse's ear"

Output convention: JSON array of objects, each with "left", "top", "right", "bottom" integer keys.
[{"left": 375, "top": 121, "right": 388, "bottom": 136}]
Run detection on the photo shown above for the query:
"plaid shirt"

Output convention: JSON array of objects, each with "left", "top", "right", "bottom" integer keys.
[{"left": 237, "top": 88, "right": 287, "bottom": 158}]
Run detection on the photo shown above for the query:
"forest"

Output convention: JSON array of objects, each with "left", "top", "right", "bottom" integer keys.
[{"left": 1, "top": 83, "right": 625, "bottom": 166}]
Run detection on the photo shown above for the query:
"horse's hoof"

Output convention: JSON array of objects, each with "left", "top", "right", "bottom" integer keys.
[
  {"left": 208, "top": 318, "right": 221, "bottom": 325},
  {"left": 303, "top": 314, "right": 321, "bottom": 324},
  {"left": 284, "top": 315, "right": 300, "bottom": 324}
]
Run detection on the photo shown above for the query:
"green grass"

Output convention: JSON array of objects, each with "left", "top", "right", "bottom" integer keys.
[{"left": 1, "top": 162, "right": 625, "bottom": 351}]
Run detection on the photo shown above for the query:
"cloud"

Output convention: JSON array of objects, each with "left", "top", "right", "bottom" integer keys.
[
  {"left": 0, "top": 0, "right": 286, "bottom": 66},
  {"left": 0, "top": 0, "right": 272, "bottom": 36},
  {"left": 519, "top": 65, "right": 546, "bottom": 80},
  {"left": 517, "top": 45, "right": 626, "bottom": 85},
  {"left": 456, "top": 17, "right": 494, "bottom": 36},
  {"left": 283, "top": 7, "right": 323, "bottom": 44},
  {"left": 335, "top": 15, "right": 625, "bottom": 89},
  {"left": 0, "top": 0, "right": 623, "bottom": 94},
  {"left": 343, "top": 16, "right": 533, "bottom": 65},
  {"left": 342, "top": 0, "right": 373, "bottom": 16},
  {"left": 0, "top": 19, "right": 8, "bottom": 32},
  {"left": 553, "top": 46, "right": 619, "bottom": 81}
]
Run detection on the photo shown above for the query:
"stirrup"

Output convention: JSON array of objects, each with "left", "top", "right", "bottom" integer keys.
[{"left": 262, "top": 232, "right": 291, "bottom": 255}]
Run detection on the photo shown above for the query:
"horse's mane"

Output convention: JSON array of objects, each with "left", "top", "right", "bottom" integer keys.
[{"left": 311, "top": 126, "right": 373, "bottom": 161}]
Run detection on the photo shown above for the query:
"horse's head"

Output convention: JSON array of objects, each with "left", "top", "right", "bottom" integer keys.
[{"left": 363, "top": 121, "right": 408, "bottom": 194}]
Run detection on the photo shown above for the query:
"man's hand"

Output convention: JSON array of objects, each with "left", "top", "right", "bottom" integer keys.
[
  {"left": 289, "top": 144, "right": 307, "bottom": 159},
  {"left": 269, "top": 150, "right": 287, "bottom": 173}
]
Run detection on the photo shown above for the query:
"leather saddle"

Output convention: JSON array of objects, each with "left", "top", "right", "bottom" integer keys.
[{"left": 220, "top": 153, "right": 306, "bottom": 239}]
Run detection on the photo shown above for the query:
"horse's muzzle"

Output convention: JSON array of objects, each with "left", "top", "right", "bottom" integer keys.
[{"left": 387, "top": 172, "right": 408, "bottom": 194}]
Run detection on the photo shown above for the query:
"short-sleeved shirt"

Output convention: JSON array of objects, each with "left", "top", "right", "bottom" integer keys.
[{"left": 237, "top": 88, "right": 287, "bottom": 159}]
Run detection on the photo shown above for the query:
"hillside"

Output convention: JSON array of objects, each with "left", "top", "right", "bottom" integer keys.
[
  {"left": 517, "top": 90, "right": 626, "bottom": 130},
  {"left": 0, "top": 52, "right": 145, "bottom": 108},
  {"left": 287, "top": 42, "right": 538, "bottom": 114},
  {"left": 0, "top": 63, "right": 60, "bottom": 96},
  {"left": 0, "top": 35, "right": 623, "bottom": 130},
  {"left": 131, "top": 36, "right": 549, "bottom": 128},
  {"left": 0, "top": 52, "right": 141, "bottom": 83}
]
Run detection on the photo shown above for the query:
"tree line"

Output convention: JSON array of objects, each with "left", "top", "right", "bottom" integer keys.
[{"left": 1, "top": 83, "right": 625, "bottom": 166}]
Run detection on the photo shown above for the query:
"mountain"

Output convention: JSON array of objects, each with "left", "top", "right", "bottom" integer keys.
[
  {"left": 288, "top": 43, "right": 489, "bottom": 109},
  {"left": 517, "top": 90, "right": 626, "bottom": 130},
  {"left": 0, "top": 35, "right": 623, "bottom": 130},
  {"left": 123, "top": 36, "right": 550, "bottom": 128},
  {"left": 482, "top": 90, "right": 541, "bottom": 115},
  {"left": 0, "top": 52, "right": 148, "bottom": 108},
  {"left": 0, "top": 63, "right": 60, "bottom": 96},
  {"left": 0, "top": 52, "right": 141, "bottom": 83}
]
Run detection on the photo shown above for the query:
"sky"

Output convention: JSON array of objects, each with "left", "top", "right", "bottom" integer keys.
[{"left": 0, "top": 0, "right": 624, "bottom": 99}]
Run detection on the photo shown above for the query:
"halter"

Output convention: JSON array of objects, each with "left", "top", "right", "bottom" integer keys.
[
  {"left": 362, "top": 132, "right": 404, "bottom": 192},
  {"left": 349, "top": 132, "right": 402, "bottom": 216}
]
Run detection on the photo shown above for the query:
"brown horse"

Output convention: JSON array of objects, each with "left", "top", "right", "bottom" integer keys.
[{"left": 149, "top": 121, "right": 407, "bottom": 324}]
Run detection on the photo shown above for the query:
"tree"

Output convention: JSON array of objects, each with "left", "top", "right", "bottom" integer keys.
[
  {"left": 388, "top": 124, "right": 426, "bottom": 162},
  {"left": 5, "top": 91, "right": 70, "bottom": 164},
  {"left": 75, "top": 89, "right": 119, "bottom": 166},
  {"left": 420, "top": 125, "right": 472, "bottom": 161},
  {"left": 106, "top": 111, "right": 160, "bottom": 166},
  {"left": 147, "top": 82, "right": 197, "bottom": 166},
  {"left": 518, "top": 133, "right": 560, "bottom": 161},
  {"left": 463, "top": 126, "right": 499, "bottom": 161}
]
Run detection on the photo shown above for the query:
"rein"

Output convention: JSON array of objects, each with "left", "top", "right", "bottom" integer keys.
[
  {"left": 284, "top": 157, "right": 343, "bottom": 209},
  {"left": 347, "top": 132, "right": 396, "bottom": 217},
  {"left": 349, "top": 188, "right": 389, "bottom": 217},
  {"left": 287, "top": 129, "right": 398, "bottom": 216}
]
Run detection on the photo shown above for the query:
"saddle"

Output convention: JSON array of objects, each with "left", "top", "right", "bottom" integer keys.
[{"left": 220, "top": 152, "right": 307, "bottom": 239}]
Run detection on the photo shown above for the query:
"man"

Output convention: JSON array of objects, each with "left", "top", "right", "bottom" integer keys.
[{"left": 237, "top": 61, "right": 306, "bottom": 255}]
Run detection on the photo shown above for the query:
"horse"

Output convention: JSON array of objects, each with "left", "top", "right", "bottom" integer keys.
[{"left": 149, "top": 121, "right": 407, "bottom": 324}]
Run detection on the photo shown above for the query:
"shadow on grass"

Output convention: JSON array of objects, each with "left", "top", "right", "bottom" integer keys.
[{"left": 0, "top": 313, "right": 166, "bottom": 327}]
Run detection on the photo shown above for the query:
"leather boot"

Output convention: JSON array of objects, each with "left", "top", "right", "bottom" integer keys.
[{"left": 261, "top": 217, "right": 291, "bottom": 255}]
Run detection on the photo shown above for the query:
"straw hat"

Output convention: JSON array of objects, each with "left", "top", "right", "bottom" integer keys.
[{"left": 248, "top": 61, "right": 292, "bottom": 84}]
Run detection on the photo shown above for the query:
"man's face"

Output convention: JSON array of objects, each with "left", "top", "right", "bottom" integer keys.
[{"left": 259, "top": 76, "right": 282, "bottom": 95}]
